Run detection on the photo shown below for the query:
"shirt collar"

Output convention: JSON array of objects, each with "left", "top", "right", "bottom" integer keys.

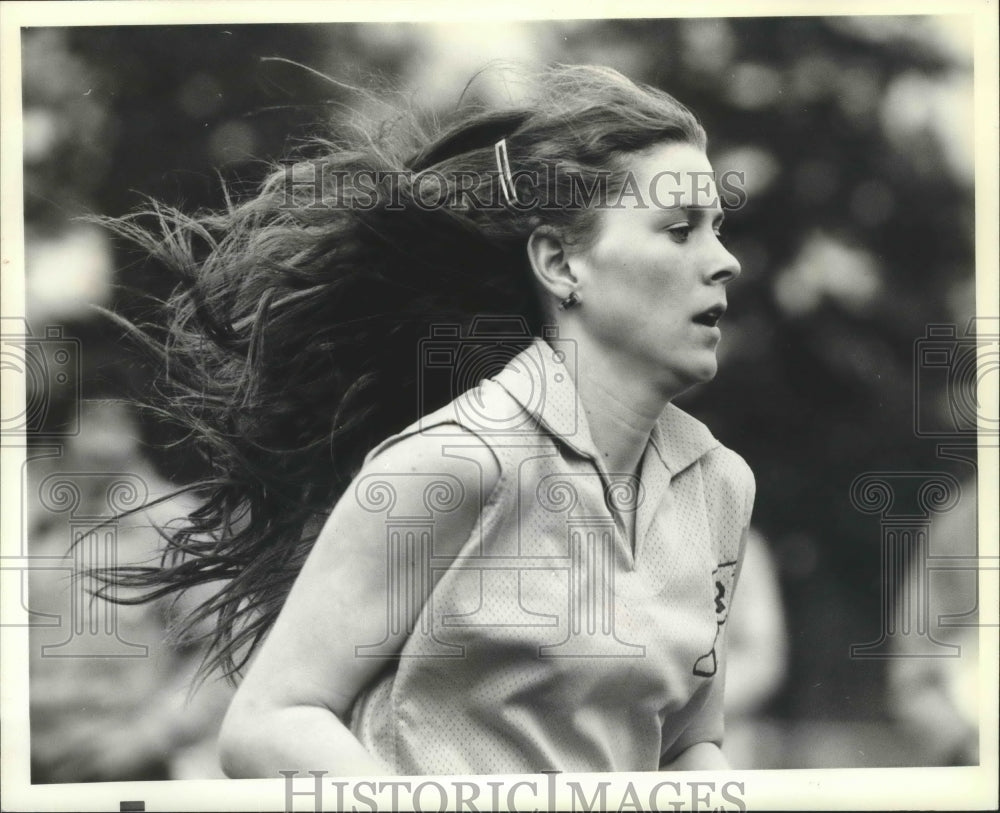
[
  {"left": 489, "top": 336, "right": 596, "bottom": 461},
  {"left": 491, "top": 337, "right": 720, "bottom": 477},
  {"left": 649, "top": 402, "right": 721, "bottom": 477}
]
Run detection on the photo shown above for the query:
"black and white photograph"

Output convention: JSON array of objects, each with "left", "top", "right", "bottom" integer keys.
[{"left": 1, "top": 2, "right": 997, "bottom": 811}]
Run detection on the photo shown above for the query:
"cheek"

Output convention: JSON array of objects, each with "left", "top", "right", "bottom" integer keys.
[
  {"left": 580, "top": 230, "right": 686, "bottom": 319},
  {"left": 585, "top": 267, "right": 686, "bottom": 351},
  {"left": 594, "top": 255, "right": 684, "bottom": 316}
]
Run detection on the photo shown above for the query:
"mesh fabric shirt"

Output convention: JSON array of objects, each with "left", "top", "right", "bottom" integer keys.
[{"left": 348, "top": 337, "right": 755, "bottom": 774}]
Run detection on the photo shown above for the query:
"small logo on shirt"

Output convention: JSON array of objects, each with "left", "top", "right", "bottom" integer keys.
[{"left": 693, "top": 560, "right": 738, "bottom": 677}]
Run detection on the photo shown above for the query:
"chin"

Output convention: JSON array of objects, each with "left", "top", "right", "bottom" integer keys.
[
  {"left": 658, "top": 358, "right": 718, "bottom": 400},
  {"left": 684, "top": 356, "right": 719, "bottom": 384}
]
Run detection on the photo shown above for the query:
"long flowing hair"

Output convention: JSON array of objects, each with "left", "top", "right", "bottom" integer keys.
[{"left": 97, "top": 63, "right": 707, "bottom": 681}]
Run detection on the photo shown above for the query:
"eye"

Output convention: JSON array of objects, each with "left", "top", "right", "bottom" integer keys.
[
  {"left": 713, "top": 227, "right": 726, "bottom": 245},
  {"left": 665, "top": 224, "right": 691, "bottom": 243}
]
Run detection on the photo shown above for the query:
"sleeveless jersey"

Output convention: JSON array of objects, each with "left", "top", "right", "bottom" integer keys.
[{"left": 348, "top": 337, "right": 755, "bottom": 774}]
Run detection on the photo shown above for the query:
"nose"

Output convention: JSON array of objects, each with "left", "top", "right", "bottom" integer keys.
[{"left": 707, "top": 239, "right": 741, "bottom": 285}]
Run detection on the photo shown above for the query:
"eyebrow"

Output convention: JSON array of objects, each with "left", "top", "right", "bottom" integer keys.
[{"left": 674, "top": 205, "right": 726, "bottom": 223}]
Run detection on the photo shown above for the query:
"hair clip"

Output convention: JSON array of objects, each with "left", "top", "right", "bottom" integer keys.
[{"left": 494, "top": 138, "right": 520, "bottom": 206}]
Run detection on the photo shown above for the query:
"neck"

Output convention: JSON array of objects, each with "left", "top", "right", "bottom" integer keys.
[{"left": 561, "top": 333, "right": 677, "bottom": 477}]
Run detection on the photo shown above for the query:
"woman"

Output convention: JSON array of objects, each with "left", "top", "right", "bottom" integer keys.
[{"left": 106, "top": 64, "right": 753, "bottom": 776}]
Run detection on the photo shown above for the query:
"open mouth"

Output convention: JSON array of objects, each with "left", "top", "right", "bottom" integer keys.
[{"left": 692, "top": 305, "right": 726, "bottom": 328}]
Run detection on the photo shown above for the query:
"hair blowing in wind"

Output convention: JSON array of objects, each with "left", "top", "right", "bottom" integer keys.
[{"left": 93, "top": 63, "right": 707, "bottom": 681}]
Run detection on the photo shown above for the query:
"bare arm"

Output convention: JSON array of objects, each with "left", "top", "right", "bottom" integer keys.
[
  {"left": 218, "top": 427, "right": 499, "bottom": 778},
  {"left": 661, "top": 742, "right": 731, "bottom": 771}
]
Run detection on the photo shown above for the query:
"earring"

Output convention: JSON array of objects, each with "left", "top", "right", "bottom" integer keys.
[{"left": 558, "top": 291, "right": 581, "bottom": 310}]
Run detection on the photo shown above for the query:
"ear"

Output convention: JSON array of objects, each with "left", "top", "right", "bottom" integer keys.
[{"left": 526, "top": 225, "right": 580, "bottom": 303}]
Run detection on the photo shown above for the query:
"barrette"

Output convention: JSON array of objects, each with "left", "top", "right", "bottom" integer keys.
[{"left": 494, "top": 138, "right": 520, "bottom": 206}]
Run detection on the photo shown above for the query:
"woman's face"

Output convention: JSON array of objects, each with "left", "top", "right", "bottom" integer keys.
[{"left": 566, "top": 141, "right": 741, "bottom": 398}]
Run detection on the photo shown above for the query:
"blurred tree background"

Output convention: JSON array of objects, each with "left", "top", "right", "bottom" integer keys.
[{"left": 20, "top": 15, "right": 980, "bottom": 774}]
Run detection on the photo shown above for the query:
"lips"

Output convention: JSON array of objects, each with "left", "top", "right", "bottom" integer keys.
[{"left": 692, "top": 304, "right": 726, "bottom": 328}]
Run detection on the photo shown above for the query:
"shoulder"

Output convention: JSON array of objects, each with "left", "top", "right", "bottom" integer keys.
[
  {"left": 698, "top": 444, "right": 756, "bottom": 533},
  {"left": 361, "top": 375, "right": 534, "bottom": 480},
  {"left": 658, "top": 403, "right": 755, "bottom": 522},
  {"left": 657, "top": 404, "right": 754, "bottom": 498},
  {"left": 359, "top": 423, "right": 501, "bottom": 511},
  {"left": 336, "top": 412, "right": 505, "bottom": 568},
  {"left": 702, "top": 445, "right": 755, "bottom": 495}
]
